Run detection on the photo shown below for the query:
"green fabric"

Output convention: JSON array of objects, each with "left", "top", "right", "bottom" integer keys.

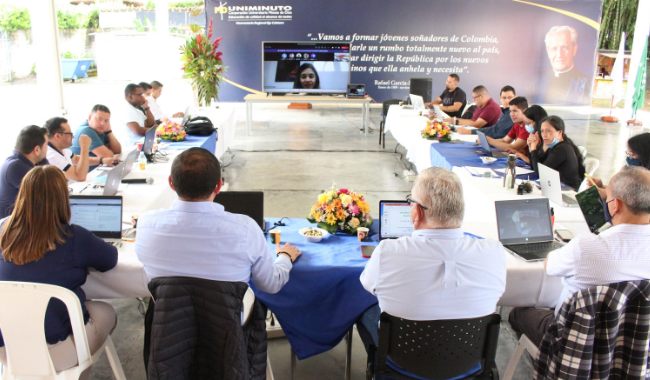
[{"left": 632, "top": 38, "right": 648, "bottom": 117}]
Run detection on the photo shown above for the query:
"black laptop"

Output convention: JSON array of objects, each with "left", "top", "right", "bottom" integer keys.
[
  {"left": 495, "top": 198, "right": 564, "bottom": 261},
  {"left": 213, "top": 191, "right": 269, "bottom": 232}
]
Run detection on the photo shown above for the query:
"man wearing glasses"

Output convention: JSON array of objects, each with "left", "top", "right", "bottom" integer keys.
[
  {"left": 445, "top": 85, "right": 501, "bottom": 129},
  {"left": 45, "top": 117, "right": 118, "bottom": 182},
  {"left": 357, "top": 167, "right": 506, "bottom": 364},
  {"left": 116, "top": 83, "right": 156, "bottom": 147},
  {"left": 456, "top": 86, "right": 517, "bottom": 138}
]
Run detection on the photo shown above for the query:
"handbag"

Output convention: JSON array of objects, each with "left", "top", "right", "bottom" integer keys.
[{"left": 184, "top": 116, "right": 217, "bottom": 136}]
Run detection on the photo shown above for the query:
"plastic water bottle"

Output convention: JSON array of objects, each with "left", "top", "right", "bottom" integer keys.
[{"left": 138, "top": 152, "right": 146, "bottom": 170}]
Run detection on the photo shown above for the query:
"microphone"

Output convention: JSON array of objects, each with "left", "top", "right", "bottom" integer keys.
[{"left": 121, "top": 178, "right": 154, "bottom": 184}]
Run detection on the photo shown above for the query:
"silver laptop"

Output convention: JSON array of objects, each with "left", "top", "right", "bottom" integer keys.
[
  {"left": 70, "top": 195, "right": 123, "bottom": 247},
  {"left": 181, "top": 106, "right": 191, "bottom": 126},
  {"left": 408, "top": 94, "right": 425, "bottom": 111},
  {"left": 477, "top": 131, "right": 508, "bottom": 158},
  {"left": 122, "top": 149, "right": 139, "bottom": 178},
  {"left": 495, "top": 198, "right": 564, "bottom": 261},
  {"left": 102, "top": 162, "right": 125, "bottom": 196},
  {"left": 432, "top": 104, "right": 449, "bottom": 119},
  {"left": 538, "top": 163, "right": 578, "bottom": 207}
]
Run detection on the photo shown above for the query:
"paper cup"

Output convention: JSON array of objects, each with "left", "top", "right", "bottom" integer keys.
[
  {"left": 131, "top": 215, "right": 139, "bottom": 228},
  {"left": 136, "top": 143, "right": 143, "bottom": 151},
  {"left": 357, "top": 227, "right": 369, "bottom": 241},
  {"left": 269, "top": 229, "right": 281, "bottom": 244}
]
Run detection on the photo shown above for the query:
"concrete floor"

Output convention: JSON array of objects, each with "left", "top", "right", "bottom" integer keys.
[{"left": 0, "top": 78, "right": 648, "bottom": 379}]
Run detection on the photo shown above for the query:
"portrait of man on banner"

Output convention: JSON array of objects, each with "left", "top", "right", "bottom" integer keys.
[{"left": 536, "top": 25, "right": 593, "bottom": 105}]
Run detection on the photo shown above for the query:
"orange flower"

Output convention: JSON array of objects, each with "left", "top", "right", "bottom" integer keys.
[
  {"left": 333, "top": 199, "right": 342, "bottom": 209},
  {"left": 336, "top": 209, "right": 346, "bottom": 220}
]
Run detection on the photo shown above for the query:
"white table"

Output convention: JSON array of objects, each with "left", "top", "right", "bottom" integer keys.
[
  {"left": 172, "top": 105, "right": 236, "bottom": 160},
  {"left": 244, "top": 94, "right": 372, "bottom": 136}
]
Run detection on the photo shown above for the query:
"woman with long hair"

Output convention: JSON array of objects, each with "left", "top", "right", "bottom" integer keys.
[
  {"left": 0, "top": 166, "right": 118, "bottom": 380},
  {"left": 514, "top": 105, "right": 548, "bottom": 165},
  {"left": 529, "top": 115, "right": 586, "bottom": 191},
  {"left": 293, "top": 63, "right": 320, "bottom": 89}
]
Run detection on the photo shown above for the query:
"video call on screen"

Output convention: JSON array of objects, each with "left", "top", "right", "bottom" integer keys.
[
  {"left": 70, "top": 199, "right": 122, "bottom": 233},
  {"left": 496, "top": 202, "right": 552, "bottom": 241},
  {"left": 381, "top": 203, "right": 414, "bottom": 238}
]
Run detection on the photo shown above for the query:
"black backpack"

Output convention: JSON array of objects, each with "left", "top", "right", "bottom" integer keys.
[{"left": 184, "top": 116, "right": 217, "bottom": 136}]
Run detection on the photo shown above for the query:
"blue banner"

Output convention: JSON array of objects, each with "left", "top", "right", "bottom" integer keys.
[{"left": 205, "top": 0, "right": 603, "bottom": 105}]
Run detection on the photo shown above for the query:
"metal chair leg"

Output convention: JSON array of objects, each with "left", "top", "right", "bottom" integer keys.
[
  {"left": 291, "top": 348, "right": 297, "bottom": 380},
  {"left": 345, "top": 327, "right": 353, "bottom": 380}
]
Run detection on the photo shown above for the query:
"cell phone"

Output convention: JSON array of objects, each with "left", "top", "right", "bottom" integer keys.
[
  {"left": 361, "top": 245, "right": 375, "bottom": 258},
  {"left": 555, "top": 229, "right": 574, "bottom": 242}
]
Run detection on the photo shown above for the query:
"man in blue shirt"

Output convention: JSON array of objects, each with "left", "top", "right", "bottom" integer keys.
[
  {"left": 135, "top": 148, "right": 301, "bottom": 294},
  {"left": 0, "top": 125, "right": 49, "bottom": 217},
  {"left": 456, "top": 85, "right": 517, "bottom": 138},
  {"left": 70, "top": 104, "right": 122, "bottom": 171}
]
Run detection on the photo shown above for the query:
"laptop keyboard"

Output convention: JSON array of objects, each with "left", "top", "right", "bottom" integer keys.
[
  {"left": 492, "top": 151, "right": 508, "bottom": 158},
  {"left": 562, "top": 194, "right": 578, "bottom": 205},
  {"left": 508, "top": 241, "right": 564, "bottom": 254}
]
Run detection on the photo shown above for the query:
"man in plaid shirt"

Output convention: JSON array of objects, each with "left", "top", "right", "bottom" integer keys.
[{"left": 509, "top": 166, "right": 650, "bottom": 347}]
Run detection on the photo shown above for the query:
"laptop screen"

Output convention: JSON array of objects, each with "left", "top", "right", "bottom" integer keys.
[
  {"left": 476, "top": 131, "right": 490, "bottom": 153},
  {"left": 347, "top": 84, "right": 365, "bottom": 96},
  {"left": 495, "top": 198, "right": 554, "bottom": 244},
  {"left": 379, "top": 201, "right": 414, "bottom": 240},
  {"left": 142, "top": 126, "right": 156, "bottom": 155},
  {"left": 70, "top": 196, "right": 123, "bottom": 239},
  {"left": 213, "top": 191, "right": 265, "bottom": 231}
]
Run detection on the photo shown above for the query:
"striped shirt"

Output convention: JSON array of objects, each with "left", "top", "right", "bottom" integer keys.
[{"left": 546, "top": 223, "right": 650, "bottom": 312}]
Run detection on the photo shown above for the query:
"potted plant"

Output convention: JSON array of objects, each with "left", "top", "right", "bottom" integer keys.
[{"left": 179, "top": 20, "right": 226, "bottom": 106}]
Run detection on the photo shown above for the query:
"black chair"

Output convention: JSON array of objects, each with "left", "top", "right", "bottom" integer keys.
[
  {"left": 379, "top": 99, "right": 402, "bottom": 149},
  {"left": 367, "top": 312, "right": 501, "bottom": 380}
]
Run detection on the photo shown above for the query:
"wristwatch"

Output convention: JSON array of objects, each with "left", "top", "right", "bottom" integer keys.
[
  {"left": 105, "top": 130, "right": 112, "bottom": 134},
  {"left": 277, "top": 251, "right": 293, "bottom": 262},
  {"left": 142, "top": 107, "right": 150, "bottom": 112}
]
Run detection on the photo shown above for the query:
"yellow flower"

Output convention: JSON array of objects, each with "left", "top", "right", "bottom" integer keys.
[
  {"left": 314, "top": 212, "right": 322, "bottom": 221},
  {"left": 349, "top": 217, "right": 360, "bottom": 229},
  {"left": 326, "top": 213, "right": 337, "bottom": 225},
  {"left": 358, "top": 201, "right": 370, "bottom": 213},
  {"left": 340, "top": 194, "right": 352, "bottom": 207},
  {"left": 328, "top": 190, "right": 337, "bottom": 199},
  {"left": 318, "top": 193, "right": 328, "bottom": 204}
]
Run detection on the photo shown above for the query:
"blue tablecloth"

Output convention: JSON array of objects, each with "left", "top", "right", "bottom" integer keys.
[
  {"left": 430, "top": 142, "right": 539, "bottom": 180},
  {"left": 162, "top": 132, "right": 216, "bottom": 154},
  {"left": 251, "top": 218, "right": 483, "bottom": 360}
]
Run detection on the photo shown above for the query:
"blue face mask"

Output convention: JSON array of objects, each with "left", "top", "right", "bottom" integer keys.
[
  {"left": 547, "top": 138, "right": 560, "bottom": 148},
  {"left": 626, "top": 157, "right": 644, "bottom": 167},
  {"left": 525, "top": 124, "right": 535, "bottom": 134}
]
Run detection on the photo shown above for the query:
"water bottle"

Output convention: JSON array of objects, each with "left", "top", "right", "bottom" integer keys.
[
  {"left": 503, "top": 154, "right": 516, "bottom": 189},
  {"left": 138, "top": 152, "right": 146, "bottom": 170}
]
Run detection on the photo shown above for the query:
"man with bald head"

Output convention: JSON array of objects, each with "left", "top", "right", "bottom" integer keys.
[
  {"left": 537, "top": 25, "right": 591, "bottom": 105},
  {"left": 445, "top": 85, "right": 501, "bottom": 129},
  {"left": 510, "top": 166, "right": 650, "bottom": 347}
]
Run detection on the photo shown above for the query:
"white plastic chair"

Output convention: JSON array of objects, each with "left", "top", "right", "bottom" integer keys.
[
  {"left": 0, "top": 281, "right": 126, "bottom": 380},
  {"left": 577, "top": 145, "right": 588, "bottom": 160},
  {"left": 578, "top": 158, "right": 601, "bottom": 192},
  {"left": 502, "top": 334, "right": 539, "bottom": 380},
  {"left": 242, "top": 287, "right": 274, "bottom": 380}
]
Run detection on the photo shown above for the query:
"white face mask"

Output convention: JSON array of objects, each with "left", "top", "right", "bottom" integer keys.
[{"left": 525, "top": 124, "right": 535, "bottom": 134}]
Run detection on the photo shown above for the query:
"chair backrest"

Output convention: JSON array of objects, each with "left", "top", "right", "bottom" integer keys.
[
  {"left": 242, "top": 287, "right": 255, "bottom": 326},
  {"left": 382, "top": 99, "right": 402, "bottom": 119},
  {"left": 0, "top": 281, "right": 92, "bottom": 379},
  {"left": 577, "top": 145, "right": 588, "bottom": 160},
  {"left": 377, "top": 312, "right": 501, "bottom": 379},
  {"left": 584, "top": 157, "right": 599, "bottom": 177},
  {"left": 536, "top": 280, "right": 650, "bottom": 380}
]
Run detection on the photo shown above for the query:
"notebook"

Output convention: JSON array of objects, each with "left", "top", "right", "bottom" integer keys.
[
  {"left": 213, "top": 191, "right": 269, "bottom": 232},
  {"left": 495, "top": 198, "right": 564, "bottom": 261},
  {"left": 70, "top": 195, "right": 123, "bottom": 247}
]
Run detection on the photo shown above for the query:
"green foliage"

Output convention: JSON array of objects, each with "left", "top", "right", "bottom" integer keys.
[
  {"left": 180, "top": 22, "right": 225, "bottom": 106},
  {"left": 599, "top": 0, "right": 638, "bottom": 50},
  {"left": 133, "top": 18, "right": 155, "bottom": 32},
  {"left": 169, "top": 1, "right": 204, "bottom": 8},
  {"left": 145, "top": 1, "right": 156, "bottom": 9},
  {"left": 61, "top": 51, "right": 93, "bottom": 59},
  {"left": 0, "top": 6, "right": 31, "bottom": 32},
  {"left": 57, "top": 10, "right": 83, "bottom": 29},
  {"left": 84, "top": 9, "right": 99, "bottom": 29}
]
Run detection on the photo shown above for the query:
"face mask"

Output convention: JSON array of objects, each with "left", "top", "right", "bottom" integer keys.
[
  {"left": 601, "top": 198, "right": 613, "bottom": 224},
  {"left": 626, "top": 157, "right": 644, "bottom": 167},
  {"left": 525, "top": 124, "right": 535, "bottom": 134},
  {"left": 547, "top": 138, "right": 560, "bottom": 148}
]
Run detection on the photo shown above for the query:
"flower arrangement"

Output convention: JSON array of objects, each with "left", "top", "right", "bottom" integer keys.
[
  {"left": 156, "top": 120, "right": 186, "bottom": 141},
  {"left": 308, "top": 183, "right": 373, "bottom": 235},
  {"left": 180, "top": 20, "right": 226, "bottom": 106},
  {"left": 422, "top": 120, "right": 452, "bottom": 141}
]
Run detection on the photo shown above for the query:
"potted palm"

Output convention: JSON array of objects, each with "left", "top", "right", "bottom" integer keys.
[{"left": 180, "top": 20, "right": 225, "bottom": 106}]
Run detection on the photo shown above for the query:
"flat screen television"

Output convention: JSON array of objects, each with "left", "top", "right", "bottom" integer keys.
[{"left": 262, "top": 41, "right": 351, "bottom": 94}]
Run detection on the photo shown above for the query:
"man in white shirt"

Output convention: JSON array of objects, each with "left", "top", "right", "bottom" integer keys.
[
  {"left": 135, "top": 147, "right": 301, "bottom": 294},
  {"left": 116, "top": 83, "right": 155, "bottom": 147},
  {"left": 358, "top": 167, "right": 507, "bottom": 357},
  {"left": 147, "top": 81, "right": 184, "bottom": 121},
  {"left": 509, "top": 166, "right": 650, "bottom": 347},
  {"left": 44, "top": 117, "right": 117, "bottom": 182}
]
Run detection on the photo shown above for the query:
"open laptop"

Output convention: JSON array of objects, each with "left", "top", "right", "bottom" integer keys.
[
  {"left": 98, "top": 162, "right": 125, "bottom": 196},
  {"left": 432, "top": 104, "right": 449, "bottom": 120},
  {"left": 575, "top": 186, "right": 611, "bottom": 234},
  {"left": 407, "top": 94, "right": 425, "bottom": 111},
  {"left": 379, "top": 200, "right": 414, "bottom": 240},
  {"left": 477, "top": 131, "right": 508, "bottom": 158},
  {"left": 142, "top": 126, "right": 156, "bottom": 159},
  {"left": 538, "top": 163, "right": 578, "bottom": 207},
  {"left": 213, "top": 191, "right": 270, "bottom": 232},
  {"left": 121, "top": 148, "right": 139, "bottom": 178},
  {"left": 346, "top": 84, "right": 366, "bottom": 99},
  {"left": 495, "top": 198, "right": 564, "bottom": 261},
  {"left": 70, "top": 195, "right": 123, "bottom": 247}
]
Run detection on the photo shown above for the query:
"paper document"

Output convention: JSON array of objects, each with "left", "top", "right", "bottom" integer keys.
[
  {"left": 495, "top": 167, "right": 535, "bottom": 176},
  {"left": 465, "top": 167, "right": 500, "bottom": 177}
]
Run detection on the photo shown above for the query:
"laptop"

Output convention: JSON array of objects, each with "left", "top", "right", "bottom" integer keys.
[
  {"left": 181, "top": 106, "right": 191, "bottom": 126},
  {"left": 575, "top": 186, "right": 611, "bottom": 234},
  {"left": 432, "top": 104, "right": 449, "bottom": 120},
  {"left": 70, "top": 195, "right": 123, "bottom": 247},
  {"left": 142, "top": 126, "right": 156, "bottom": 157},
  {"left": 495, "top": 198, "right": 565, "bottom": 261},
  {"left": 477, "top": 131, "right": 508, "bottom": 158},
  {"left": 379, "top": 200, "right": 414, "bottom": 240},
  {"left": 346, "top": 84, "right": 366, "bottom": 99},
  {"left": 101, "top": 162, "right": 125, "bottom": 196},
  {"left": 538, "top": 163, "right": 578, "bottom": 207},
  {"left": 122, "top": 149, "right": 140, "bottom": 178},
  {"left": 213, "top": 191, "right": 270, "bottom": 232},
  {"left": 408, "top": 94, "right": 425, "bottom": 111}
]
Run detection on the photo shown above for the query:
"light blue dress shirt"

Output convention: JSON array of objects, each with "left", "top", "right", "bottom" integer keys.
[{"left": 135, "top": 200, "right": 292, "bottom": 294}]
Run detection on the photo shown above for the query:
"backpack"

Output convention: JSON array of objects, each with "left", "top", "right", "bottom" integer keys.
[{"left": 184, "top": 116, "right": 217, "bottom": 136}]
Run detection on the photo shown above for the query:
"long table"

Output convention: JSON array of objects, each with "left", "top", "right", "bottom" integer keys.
[
  {"left": 244, "top": 94, "right": 372, "bottom": 136},
  {"left": 171, "top": 106, "right": 236, "bottom": 159}
]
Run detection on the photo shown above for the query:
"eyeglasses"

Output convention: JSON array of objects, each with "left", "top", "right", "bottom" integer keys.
[
  {"left": 626, "top": 150, "right": 636, "bottom": 158},
  {"left": 61, "top": 132, "right": 74, "bottom": 136},
  {"left": 472, "top": 94, "right": 482, "bottom": 100},
  {"left": 406, "top": 194, "right": 428, "bottom": 210},
  {"left": 133, "top": 93, "right": 145, "bottom": 97}
]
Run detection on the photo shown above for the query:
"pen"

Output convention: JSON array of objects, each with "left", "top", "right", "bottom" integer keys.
[
  {"left": 584, "top": 173, "right": 598, "bottom": 188},
  {"left": 79, "top": 184, "right": 90, "bottom": 193}
]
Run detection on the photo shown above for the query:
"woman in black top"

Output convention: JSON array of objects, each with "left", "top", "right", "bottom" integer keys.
[{"left": 529, "top": 115, "right": 585, "bottom": 191}]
